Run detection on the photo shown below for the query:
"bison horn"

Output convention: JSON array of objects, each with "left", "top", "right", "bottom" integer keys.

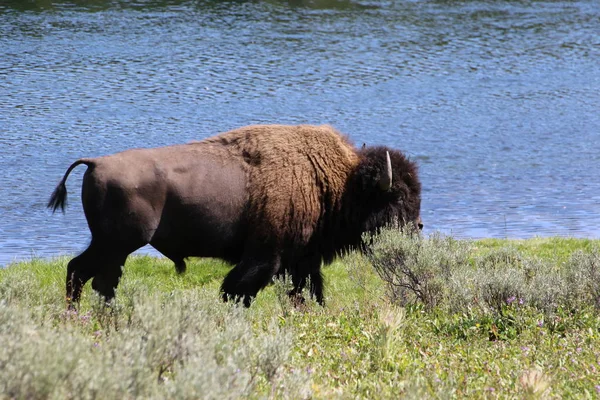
[{"left": 379, "top": 151, "right": 393, "bottom": 191}]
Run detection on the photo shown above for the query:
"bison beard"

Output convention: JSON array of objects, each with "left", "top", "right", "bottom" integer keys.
[{"left": 48, "top": 125, "right": 421, "bottom": 307}]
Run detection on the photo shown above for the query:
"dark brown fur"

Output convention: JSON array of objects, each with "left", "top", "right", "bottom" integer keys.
[{"left": 48, "top": 124, "right": 421, "bottom": 307}]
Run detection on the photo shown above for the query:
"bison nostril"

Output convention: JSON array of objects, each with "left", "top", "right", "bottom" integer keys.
[{"left": 418, "top": 223, "right": 424, "bottom": 230}]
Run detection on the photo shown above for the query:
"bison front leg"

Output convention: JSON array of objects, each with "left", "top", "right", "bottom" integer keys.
[
  {"left": 289, "top": 253, "right": 324, "bottom": 306},
  {"left": 309, "top": 268, "right": 324, "bottom": 305},
  {"left": 221, "top": 252, "right": 281, "bottom": 307}
]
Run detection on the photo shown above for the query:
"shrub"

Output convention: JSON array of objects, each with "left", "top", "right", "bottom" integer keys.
[
  {"left": 0, "top": 287, "right": 310, "bottom": 400},
  {"left": 563, "top": 247, "right": 600, "bottom": 310},
  {"left": 365, "top": 229, "right": 472, "bottom": 309},
  {"left": 365, "top": 228, "right": 600, "bottom": 320}
]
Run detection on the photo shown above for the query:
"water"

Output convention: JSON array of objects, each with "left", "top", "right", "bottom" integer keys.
[{"left": 1, "top": 0, "right": 599, "bottom": 266}]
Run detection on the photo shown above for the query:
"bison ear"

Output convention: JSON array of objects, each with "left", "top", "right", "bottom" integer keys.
[
  {"left": 378, "top": 151, "right": 393, "bottom": 191},
  {"left": 361, "top": 143, "right": 366, "bottom": 149}
]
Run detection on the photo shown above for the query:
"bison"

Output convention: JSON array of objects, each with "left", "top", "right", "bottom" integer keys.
[{"left": 48, "top": 124, "right": 422, "bottom": 307}]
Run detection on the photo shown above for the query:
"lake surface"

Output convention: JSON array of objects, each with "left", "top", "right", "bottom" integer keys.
[{"left": 1, "top": 0, "right": 599, "bottom": 266}]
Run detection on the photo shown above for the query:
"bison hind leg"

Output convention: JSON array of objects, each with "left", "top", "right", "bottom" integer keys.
[
  {"left": 149, "top": 244, "right": 187, "bottom": 274},
  {"left": 66, "top": 252, "right": 97, "bottom": 309},
  {"left": 174, "top": 259, "right": 186, "bottom": 274},
  {"left": 65, "top": 241, "right": 132, "bottom": 308},
  {"left": 90, "top": 253, "right": 128, "bottom": 304}
]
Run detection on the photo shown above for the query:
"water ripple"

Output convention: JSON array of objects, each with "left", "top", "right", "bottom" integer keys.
[{"left": 1, "top": 0, "right": 600, "bottom": 265}]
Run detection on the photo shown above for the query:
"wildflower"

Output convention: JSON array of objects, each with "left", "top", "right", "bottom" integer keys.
[{"left": 506, "top": 296, "right": 516, "bottom": 305}]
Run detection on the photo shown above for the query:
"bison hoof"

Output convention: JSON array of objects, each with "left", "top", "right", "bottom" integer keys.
[
  {"left": 66, "top": 298, "right": 78, "bottom": 312},
  {"left": 222, "top": 292, "right": 254, "bottom": 308},
  {"left": 287, "top": 291, "right": 306, "bottom": 307}
]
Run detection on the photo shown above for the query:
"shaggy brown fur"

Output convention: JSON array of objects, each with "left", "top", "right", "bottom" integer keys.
[
  {"left": 48, "top": 124, "right": 421, "bottom": 307},
  {"left": 202, "top": 125, "right": 359, "bottom": 245}
]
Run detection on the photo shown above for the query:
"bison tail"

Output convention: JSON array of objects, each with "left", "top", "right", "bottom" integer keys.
[
  {"left": 48, "top": 182, "right": 68, "bottom": 213},
  {"left": 47, "top": 159, "right": 93, "bottom": 214}
]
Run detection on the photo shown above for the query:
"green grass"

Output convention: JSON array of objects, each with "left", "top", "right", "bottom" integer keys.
[
  {"left": 1, "top": 235, "right": 600, "bottom": 399},
  {"left": 475, "top": 237, "right": 599, "bottom": 262}
]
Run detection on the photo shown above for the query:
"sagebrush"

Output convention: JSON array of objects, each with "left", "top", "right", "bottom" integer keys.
[{"left": 366, "top": 228, "right": 600, "bottom": 316}]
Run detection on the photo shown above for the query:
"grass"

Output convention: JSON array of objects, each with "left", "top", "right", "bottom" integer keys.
[
  {"left": 475, "top": 237, "right": 599, "bottom": 263},
  {"left": 1, "top": 233, "right": 600, "bottom": 399}
]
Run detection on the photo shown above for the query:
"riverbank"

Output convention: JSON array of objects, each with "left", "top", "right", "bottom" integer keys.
[{"left": 1, "top": 235, "right": 599, "bottom": 398}]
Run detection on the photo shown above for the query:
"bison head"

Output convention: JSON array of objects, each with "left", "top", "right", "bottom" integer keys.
[{"left": 352, "top": 146, "right": 422, "bottom": 235}]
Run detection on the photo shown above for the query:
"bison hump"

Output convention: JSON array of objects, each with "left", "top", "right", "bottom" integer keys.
[{"left": 205, "top": 125, "right": 359, "bottom": 243}]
